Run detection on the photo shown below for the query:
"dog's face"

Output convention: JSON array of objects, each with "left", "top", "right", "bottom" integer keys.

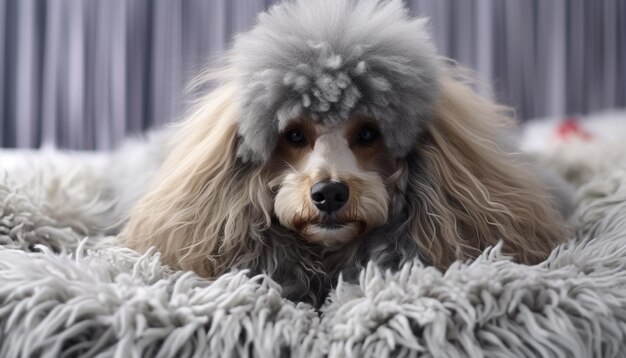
[{"left": 267, "top": 115, "right": 399, "bottom": 246}]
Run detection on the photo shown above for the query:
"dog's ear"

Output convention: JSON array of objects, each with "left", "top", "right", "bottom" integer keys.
[
  {"left": 121, "top": 84, "right": 271, "bottom": 277},
  {"left": 405, "top": 75, "right": 568, "bottom": 270}
]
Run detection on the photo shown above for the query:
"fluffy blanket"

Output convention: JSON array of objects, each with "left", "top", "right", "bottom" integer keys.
[{"left": 2, "top": 143, "right": 626, "bottom": 358}]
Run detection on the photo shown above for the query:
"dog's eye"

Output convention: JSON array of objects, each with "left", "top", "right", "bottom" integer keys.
[
  {"left": 357, "top": 127, "right": 378, "bottom": 144},
  {"left": 286, "top": 129, "right": 307, "bottom": 145}
]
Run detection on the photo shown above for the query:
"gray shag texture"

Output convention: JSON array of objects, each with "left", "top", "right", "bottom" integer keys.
[
  {"left": 2, "top": 148, "right": 626, "bottom": 357},
  {"left": 232, "top": 0, "right": 440, "bottom": 163}
]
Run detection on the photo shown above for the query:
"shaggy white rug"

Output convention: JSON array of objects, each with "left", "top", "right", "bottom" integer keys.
[{"left": 2, "top": 139, "right": 626, "bottom": 357}]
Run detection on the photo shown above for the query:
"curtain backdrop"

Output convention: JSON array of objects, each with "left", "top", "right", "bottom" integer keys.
[{"left": 1, "top": 0, "right": 624, "bottom": 150}]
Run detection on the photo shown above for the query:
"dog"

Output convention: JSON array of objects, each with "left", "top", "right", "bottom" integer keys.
[{"left": 121, "top": 0, "right": 569, "bottom": 305}]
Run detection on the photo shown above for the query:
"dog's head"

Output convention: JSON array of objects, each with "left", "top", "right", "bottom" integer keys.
[
  {"left": 231, "top": 0, "right": 438, "bottom": 246},
  {"left": 122, "top": 0, "right": 567, "bottom": 284}
]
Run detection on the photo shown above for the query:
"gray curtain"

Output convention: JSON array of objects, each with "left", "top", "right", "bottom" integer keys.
[{"left": 1, "top": 0, "right": 624, "bottom": 150}]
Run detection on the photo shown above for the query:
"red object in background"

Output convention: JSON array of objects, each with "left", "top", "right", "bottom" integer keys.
[{"left": 555, "top": 118, "right": 594, "bottom": 141}]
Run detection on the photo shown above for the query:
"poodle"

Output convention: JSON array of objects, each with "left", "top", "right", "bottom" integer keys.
[{"left": 121, "top": 0, "right": 569, "bottom": 305}]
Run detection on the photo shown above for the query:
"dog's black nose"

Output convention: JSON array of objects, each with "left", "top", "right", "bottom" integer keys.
[{"left": 310, "top": 181, "right": 349, "bottom": 213}]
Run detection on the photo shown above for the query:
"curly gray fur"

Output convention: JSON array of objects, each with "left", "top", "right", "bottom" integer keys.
[{"left": 232, "top": 0, "right": 440, "bottom": 163}]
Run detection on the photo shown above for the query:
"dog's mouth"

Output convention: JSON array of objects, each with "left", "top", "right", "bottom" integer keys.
[
  {"left": 294, "top": 214, "right": 358, "bottom": 231},
  {"left": 295, "top": 218, "right": 368, "bottom": 247},
  {"left": 315, "top": 220, "right": 345, "bottom": 230}
]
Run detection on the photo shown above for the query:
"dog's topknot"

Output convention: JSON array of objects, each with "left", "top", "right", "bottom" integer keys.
[{"left": 231, "top": 0, "right": 441, "bottom": 163}]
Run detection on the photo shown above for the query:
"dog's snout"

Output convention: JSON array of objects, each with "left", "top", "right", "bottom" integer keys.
[{"left": 310, "top": 181, "right": 349, "bottom": 213}]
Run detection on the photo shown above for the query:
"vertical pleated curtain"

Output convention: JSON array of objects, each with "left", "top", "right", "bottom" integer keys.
[{"left": 0, "top": 0, "right": 624, "bottom": 150}]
